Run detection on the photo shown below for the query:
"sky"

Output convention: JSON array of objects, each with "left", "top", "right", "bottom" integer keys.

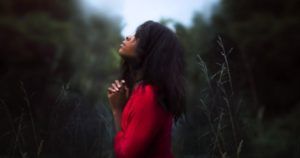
[{"left": 78, "top": 0, "right": 219, "bottom": 37}]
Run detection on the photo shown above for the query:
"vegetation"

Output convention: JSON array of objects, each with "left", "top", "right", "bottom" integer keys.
[{"left": 0, "top": 0, "right": 299, "bottom": 157}]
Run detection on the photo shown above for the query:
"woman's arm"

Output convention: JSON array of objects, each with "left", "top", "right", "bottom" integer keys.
[
  {"left": 107, "top": 80, "right": 129, "bottom": 132},
  {"left": 112, "top": 109, "right": 122, "bottom": 132}
]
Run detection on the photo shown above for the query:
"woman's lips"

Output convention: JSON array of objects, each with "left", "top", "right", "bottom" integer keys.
[{"left": 120, "top": 42, "right": 125, "bottom": 48}]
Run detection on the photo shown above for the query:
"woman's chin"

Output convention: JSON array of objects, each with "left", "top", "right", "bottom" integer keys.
[
  {"left": 118, "top": 50, "right": 127, "bottom": 58},
  {"left": 118, "top": 49, "right": 124, "bottom": 54},
  {"left": 118, "top": 49, "right": 135, "bottom": 59}
]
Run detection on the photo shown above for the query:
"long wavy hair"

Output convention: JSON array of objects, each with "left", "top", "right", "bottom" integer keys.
[{"left": 119, "top": 20, "right": 186, "bottom": 122}]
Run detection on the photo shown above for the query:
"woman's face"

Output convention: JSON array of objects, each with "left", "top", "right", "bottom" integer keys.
[{"left": 118, "top": 35, "right": 138, "bottom": 58}]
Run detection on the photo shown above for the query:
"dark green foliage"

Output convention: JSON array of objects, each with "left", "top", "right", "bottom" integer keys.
[
  {"left": 171, "top": 0, "right": 300, "bottom": 157},
  {"left": 0, "top": 0, "right": 121, "bottom": 157},
  {"left": 212, "top": 0, "right": 300, "bottom": 114},
  {"left": 1, "top": 0, "right": 299, "bottom": 157}
]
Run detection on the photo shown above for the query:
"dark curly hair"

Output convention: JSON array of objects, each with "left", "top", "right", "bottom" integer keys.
[{"left": 119, "top": 20, "right": 186, "bottom": 122}]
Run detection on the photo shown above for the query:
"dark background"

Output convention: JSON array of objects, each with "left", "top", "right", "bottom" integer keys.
[{"left": 0, "top": 0, "right": 299, "bottom": 157}]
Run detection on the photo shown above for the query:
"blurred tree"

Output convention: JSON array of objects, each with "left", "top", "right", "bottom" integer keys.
[
  {"left": 0, "top": 0, "right": 122, "bottom": 157},
  {"left": 209, "top": 0, "right": 300, "bottom": 157},
  {"left": 172, "top": 0, "right": 300, "bottom": 157},
  {"left": 212, "top": 0, "right": 300, "bottom": 114}
]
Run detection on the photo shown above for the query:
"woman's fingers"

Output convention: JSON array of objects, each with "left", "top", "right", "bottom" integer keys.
[
  {"left": 108, "top": 79, "right": 126, "bottom": 95},
  {"left": 107, "top": 87, "right": 116, "bottom": 93},
  {"left": 115, "top": 80, "right": 121, "bottom": 88},
  {"left": 112, "top": 83, "right": 119, "bottom": 91},
  {"left": 121, "top": 80, "right": 125, "bottom": 85}
]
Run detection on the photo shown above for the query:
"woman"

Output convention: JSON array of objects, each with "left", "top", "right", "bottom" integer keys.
[{"left": 107, "top": 20, "right": 186, "bottom": 158}]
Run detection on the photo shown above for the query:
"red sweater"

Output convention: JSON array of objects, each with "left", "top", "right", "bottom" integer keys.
[{"left": 114, "top": 83, "right": 174, "bottom": 158}]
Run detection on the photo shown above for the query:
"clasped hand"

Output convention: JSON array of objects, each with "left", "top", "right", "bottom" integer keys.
[{"left": 107, "top": 79, "right": 129, "bottom": 111}]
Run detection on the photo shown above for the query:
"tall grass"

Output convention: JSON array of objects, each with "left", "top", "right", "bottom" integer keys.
[
  {"left": 196, "top": 36, "right": 243, "bottom": 158},
  {"left": 172, "top": 36, "right": 244, "bottom": 158},
  {"left": 0, "top": 81, "right": 114, "bottom": 158}
]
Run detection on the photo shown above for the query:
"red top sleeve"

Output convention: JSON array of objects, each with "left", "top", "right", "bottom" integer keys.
[{"left": 114, "top": 84, "right": 169, "bottom": 158}]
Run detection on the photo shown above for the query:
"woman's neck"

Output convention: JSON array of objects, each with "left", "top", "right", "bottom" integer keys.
[
  {"left": 135, "top": 70, "right": 143, "bottom": 83},
  {"left": 128, "top": 63, "right": 142, "bottom": 83}
]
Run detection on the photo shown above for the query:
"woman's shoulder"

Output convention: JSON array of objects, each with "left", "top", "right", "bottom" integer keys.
[
  {"left": 131, "top": 83, "right": 165, "bottom": 114},
  {"left": 135, "top": 82, "right": 158, "bottom": 96}
]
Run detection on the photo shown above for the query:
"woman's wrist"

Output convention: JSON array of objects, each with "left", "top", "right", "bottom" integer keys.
[
  {"left": 112, "top": 109, "right": 122, "bottom": 131},
  {"left": 112, "top": 107, "right": 122, "bottom": 113},
  {"left": 112, "top": 109, "right": 121, "bottom": 116}
]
